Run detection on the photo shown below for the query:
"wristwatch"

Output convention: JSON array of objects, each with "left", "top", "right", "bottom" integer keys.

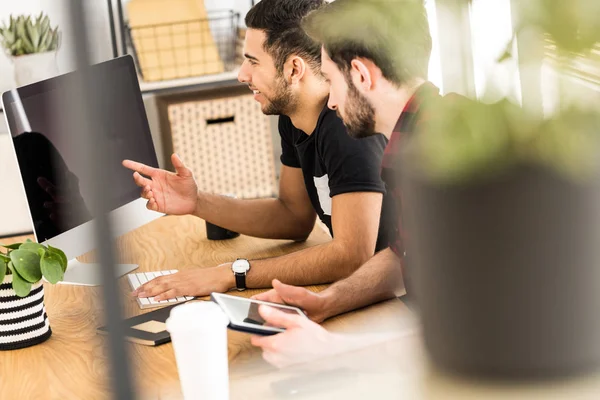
[{"left": 231, "top": 259, "right": 251, "bottom": 291}]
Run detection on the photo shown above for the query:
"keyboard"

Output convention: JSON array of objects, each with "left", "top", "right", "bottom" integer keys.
[{"left": 127, "top": 270, "right": 195, "bottom": 310}]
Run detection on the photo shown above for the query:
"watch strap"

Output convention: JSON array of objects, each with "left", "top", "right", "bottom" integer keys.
[{"left": 235, "top": 272, "right": 246, "bottom": 291}]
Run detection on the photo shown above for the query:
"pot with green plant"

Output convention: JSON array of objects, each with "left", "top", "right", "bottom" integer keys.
[
  {"left": 0, "top": 239, "right": 67, "bottom": 350},
  {"left": 401, "top": 96, "right": 600, "bottom": 378},
  {"left": 0, "top": 13, "right": 60, "bottom": 87}
]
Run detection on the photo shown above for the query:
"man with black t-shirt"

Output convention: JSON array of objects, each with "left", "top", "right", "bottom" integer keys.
[
  {"left": 122, "top": 0, "right": 395, "bottom": 301},
  {"left": 250, "top": 0, "right": 440, "bottom": 368}
]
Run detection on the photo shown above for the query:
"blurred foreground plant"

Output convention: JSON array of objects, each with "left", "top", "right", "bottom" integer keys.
[{"left": 404, "top": 97, "right": 600, "bottom": 184}]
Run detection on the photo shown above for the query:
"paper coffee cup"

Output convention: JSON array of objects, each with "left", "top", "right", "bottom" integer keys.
[{"left": 166, "top": 302, "right": 230, "bottom": 399}]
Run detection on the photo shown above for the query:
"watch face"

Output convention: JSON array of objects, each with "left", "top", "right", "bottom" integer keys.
[{"left": 232, "top": 259, "right": 250, "bottom": 273}]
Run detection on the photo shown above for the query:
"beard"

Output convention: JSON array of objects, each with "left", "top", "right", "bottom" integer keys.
[
  {"left": 339, "top": 82, "right": 377, "bottom": 139},
  {"left": 262, "top": 75, "right": 297, "bottom": 116}
]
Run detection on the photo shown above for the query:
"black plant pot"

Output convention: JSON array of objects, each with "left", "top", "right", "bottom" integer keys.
[
  {"left": 402, "top": 165, "right": 600, "bottom": 378},
  {"left": 0, "top": 276, "right": 52, "bottom": 350}
]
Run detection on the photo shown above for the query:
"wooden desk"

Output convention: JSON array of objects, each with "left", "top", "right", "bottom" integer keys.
[
  {"left": 0, "top": 215, "right": 412, "bottom": 399},
  {"left": 4, "top": 215, "right": 596, "bottom": 399}
]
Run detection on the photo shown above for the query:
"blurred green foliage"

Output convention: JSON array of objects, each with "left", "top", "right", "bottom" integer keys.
[
  {"left": 405, "top": 0, "right": 600, "bottom": 185},
  {"left": 523, "top": 0, "right": 600, "bottom": 55},
  {"left": 404, "top": 97, "right": 600, "bottom": 184}
]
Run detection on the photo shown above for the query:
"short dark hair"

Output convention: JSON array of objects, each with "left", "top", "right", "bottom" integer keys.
[
  {"left": 245, "top": 0, "right": 325, "bottom": 74},
  {"left": 303, "top": 0, "right": 432, "bottom": 86}
]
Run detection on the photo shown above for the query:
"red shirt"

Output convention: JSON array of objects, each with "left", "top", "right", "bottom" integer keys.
[{"left": 380, "top": 82, "right": 441, "bottom": 258}]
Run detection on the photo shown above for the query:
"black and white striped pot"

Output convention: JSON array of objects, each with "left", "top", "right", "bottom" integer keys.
[{"left": 0, "top": 275, "right": 52, "bottom": 350}]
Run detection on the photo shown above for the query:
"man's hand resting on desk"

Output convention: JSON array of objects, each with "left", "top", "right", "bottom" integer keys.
[
  {"left": 122, "top": 154, "right": 198, "bottom": 215},
  {"left": 132, "top": 264, "right": 234, "bottom": 301},
  {"left": 252, "top": 279, "right": 332, "bottom": 323}
]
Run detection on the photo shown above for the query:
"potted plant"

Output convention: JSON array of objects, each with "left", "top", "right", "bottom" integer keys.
[
  {"left": 0, "top": 239, "right": 67, "bottom": 350},
  {"left": 0, "top": 13, "right": 60, "bottom": 87},
  {"left": 397, "top": 0, "right": 600, "bottom": 379},
  {"left": 401, "top": 94, "right": 600, "bottom": 378}
]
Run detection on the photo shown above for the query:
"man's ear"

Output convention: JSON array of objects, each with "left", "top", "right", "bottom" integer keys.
[
  {"left": 350, "top": 58, "right": 381, "bottom": 91},
  {"left": 284, "top": 56, "right": 307, "bottom": 85}
]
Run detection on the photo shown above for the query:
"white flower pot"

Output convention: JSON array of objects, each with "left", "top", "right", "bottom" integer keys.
[
  {"left": 12, "top": 51, "right": 59, "bottom": 87},
  {"left": 0, "top": 274, "right": 51, "bottom": 350}
]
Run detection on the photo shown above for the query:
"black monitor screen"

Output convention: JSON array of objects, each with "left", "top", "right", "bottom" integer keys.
[{"left": 2, "top": 56, "right": 157, "bottom": 242}]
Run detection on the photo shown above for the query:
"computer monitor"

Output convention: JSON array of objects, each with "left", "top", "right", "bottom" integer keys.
[{"left": 1, "top": 55, "right": 163, "bottom": 285}]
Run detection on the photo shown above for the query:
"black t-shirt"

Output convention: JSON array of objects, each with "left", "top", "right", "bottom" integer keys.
[{"left": 279, "top": 105, "right": 395, "bottom": 251}]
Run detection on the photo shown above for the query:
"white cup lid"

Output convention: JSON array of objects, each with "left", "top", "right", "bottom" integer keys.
[{"left": 166, "top": 301, "right": 229, "bottom": 333}]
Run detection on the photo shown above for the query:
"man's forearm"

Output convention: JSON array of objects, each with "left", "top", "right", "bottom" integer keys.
[
  {"left": 193, "top": 191, "right": 315, "bottom": 241},
  {"left": 319, "top": 248, "right": 404, "bottom": 320},
  {"left": 245, "top": 239, "right": 368, "bottom": 288}
]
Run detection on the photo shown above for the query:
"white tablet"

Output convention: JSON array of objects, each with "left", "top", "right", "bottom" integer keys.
[{"left": 210, "top": 292, "right": 308, "bottom": 336}]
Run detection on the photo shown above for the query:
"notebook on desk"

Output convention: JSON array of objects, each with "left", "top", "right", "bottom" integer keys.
[
  {"left": 97, "top": 303, "right": 185, "bottom": 346},
  {"left": 127, "top": 270, "right": 195, "bottom": 309}
]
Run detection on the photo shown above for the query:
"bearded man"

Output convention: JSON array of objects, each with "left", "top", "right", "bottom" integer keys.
[{"left": 123, "top": 0, "right": 396, "bottom": 300}]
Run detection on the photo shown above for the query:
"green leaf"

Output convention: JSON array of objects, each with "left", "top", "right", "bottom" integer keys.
[
  {"left": 0, "top": 253, "right": 10, "bottom": 262},
  {"left": 10, "top": 249, "right": 42, "bottom": 283},
  {"left": 10, "top": 38, "right": 22, "bottom": 55},
  {"left": 15, "top": 17, "right": 25, "bottom": 41},
  {"left": 21, "top": 34, "right": 34, "bottom": 53},
  {"left": 26, "top": 21, "right": 40, "bottom": 50},
  {"left": 48, "top": 245, "right": 67, "bottom": 273},
  {"left": 14, "top": 41, "right": 23, "bottom": 56},
  {"left": 19, "top": 242, "right": 46, "bottom": 254},
  {"left": 50, "top": 28, "right": 59, "bottom": 50},
  {"left": 11, "top": 266, "right": 32, "bottom": 297},
  {"left": 41, "top": 17, "right": 50, "bottom": 35},
  {"left": 38, "top": 27, "right": 49, "bottom": 51},
  {"left": 41, "top": 252, "right": 63, "bottom": 284},
  {"left": 497, "top": 50, "right": 512, "bottom": 63},
  {"left": 0, "top": 260, "right": 6, "bottom": 284},
  {"left": 3, "top": 30, "right": 15, "bottom": 44},
  {"left": 0, "top": 243, "right": 22, "bottom": 250},
  {"left": 41, "top": 32, "right": 52, "bottom": 50}
]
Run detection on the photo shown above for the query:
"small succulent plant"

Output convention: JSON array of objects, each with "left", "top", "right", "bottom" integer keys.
[
  {"left": 0, "top": 239, "right": 67, "bottom": 297},
  {"left": 0, "top": 13, "right": 60, "bottom": 57}
]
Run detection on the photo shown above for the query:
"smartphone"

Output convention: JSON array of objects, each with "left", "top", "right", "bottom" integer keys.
[{"left": 210, "top": 292, "right": 307, "bottom": 336}]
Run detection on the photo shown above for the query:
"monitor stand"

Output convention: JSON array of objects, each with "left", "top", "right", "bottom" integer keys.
[{"left": 57, "top": 259, "right": 138, "bottom": 286}]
